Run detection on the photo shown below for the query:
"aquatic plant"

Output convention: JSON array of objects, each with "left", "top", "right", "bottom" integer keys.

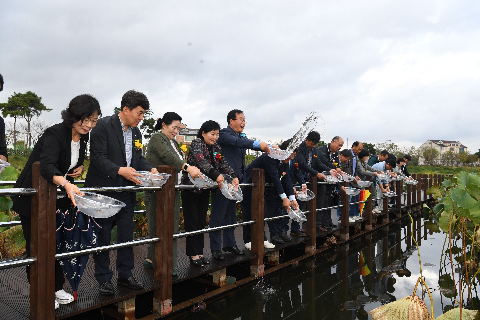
[
  {"left": 369, "top": 277, "right": 433, "bottom": 320},
  {"left": 426, "top": 171, "right": 480, "bottom": 317}
]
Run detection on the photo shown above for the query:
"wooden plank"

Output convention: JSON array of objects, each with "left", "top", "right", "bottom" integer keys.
[
  {"left": 250, "top": 168, "right": 265, "bottom": 277},
  {"left": 340, "top": 182, "right": 349, "bottom": 241},
  {"left": 305, "top": 176, "right": 317, "bottom": 254},
  {"left": 153, "top": 165, "right": 175, "bottom": 316},
  {"left": 30, "top": 161, "right": 56, "bottom": 320}
]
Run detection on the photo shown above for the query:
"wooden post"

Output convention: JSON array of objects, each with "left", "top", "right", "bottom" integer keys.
[
  {"left": 423, "top": 174, "right": 428, "bottom": 203},
  {"left": 364, "top": 176, "right": 373, "bottom": 231},
  {"left": 340, "top": 183, "right": 349, "bottom": 242},
  {"left": 305, "top": 176, "right": 317, "bottom": 255},
  {"left": 416, "top": 174, "right": 422, "bottom": 207},
  {"left": 30, "top": 162, "right": 57, "bottom": 320},
  {"left": 153, "top": 165, "right": 176, "bottom": 316},
  {"left": 395, "top": 179, "right": 402, "bottom": 217},
  {"left": 406, "top": 183, "right": 412, "bottom": 210},
  {"left": 250, "top": 168, "right": 265, "bottom": 277},
  {"left": 382, "top": 191, "right": 389, "bottom": 225}
]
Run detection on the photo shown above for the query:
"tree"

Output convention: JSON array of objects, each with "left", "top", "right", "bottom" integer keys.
[
  {"left": 441, "top": 150, "right": 456, "bottom": 166},
  {"left": 0, "top": 91, "right": 51, "bottom": 149},
  {"left": 362, "top": 142, "right": 376, "bottom": 155},
  {"left": 422, "top": 147, "right": 439, "bottom": 165},
  {"left": 458, "top": 151, "right": 473, "bottom": 167}
]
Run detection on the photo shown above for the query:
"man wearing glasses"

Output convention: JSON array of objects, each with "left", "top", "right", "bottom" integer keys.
[{"left": 209, "top": 109, "right": 271, "bottom": 260}]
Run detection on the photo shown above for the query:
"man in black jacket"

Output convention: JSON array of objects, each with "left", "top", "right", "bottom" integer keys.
[
  {"left": 294, "top": 131, "right": 329, "bottom": 233},
  {"left": 85, "top": 90, "right": 156, "bottom": 295},
  {"left": 402, "top": 154, "right": 411, "bottom": 177},
  {"left": 316, "top": 136, "right": 344, "bottom": 229}
]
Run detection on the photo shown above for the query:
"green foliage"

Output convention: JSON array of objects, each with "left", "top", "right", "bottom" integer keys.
[{"left": 422, "top": 147, "right": 439, "bottom": 165}]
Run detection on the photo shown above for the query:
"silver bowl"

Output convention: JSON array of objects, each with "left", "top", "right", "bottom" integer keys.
[
  {"left": 288, "top": 207, "right": 307, "bottom": 223},
  {"left": 136, "top": 171, "right": 171, "bottom": 187},
  {"left": 356, "top": 180, "right": 372, "bottom": 188},
  {"left": 294, "top": 187, "right": 315, "bottom": 201},
  {"left": 344, "top": 187, "right": 361, "bottom": 196},
  {"left": 74, "top": 192, "right": 126, "bottom": 218},
  {"left": 267, "top": 148, "right": 291, "bottom": 161},
  {"left": 188, "top": 174, "right": 217, "bottom": 188},
  {"left": 220, "top": 174, "right": 243, "bottom": 202}
]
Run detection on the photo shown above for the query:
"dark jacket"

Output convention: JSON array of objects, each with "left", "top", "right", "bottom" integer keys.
[
  {"left": 0, "top": 116, "right": 7, "bottom": 160},
  {"left": 401, "top": 164, "right": 410, "bottom": 177},
  {"left": 244, "top": 153, "right": 294, "bottom": 198},
  {"left": 295, "top": 141, "right": 330, "bottom": 179},
  {"left": 317, "top": 144, "right": 339, "bottom": 171},
  {"left": 182, "top": 138, "right": 236, "bottom": 185},
  {"left": 85, "top": 113, "right": 151, "bottom": 188},
  {"left": 217, "top": 126, "right": 260, "bottom": 182},
  {"left": 12, "top": 122, "right": 88, "bottom": 217}
]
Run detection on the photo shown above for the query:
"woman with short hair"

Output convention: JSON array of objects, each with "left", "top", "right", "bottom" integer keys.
[
  {"left": 12, "top": 94, "right": 101, "bottom": 309},
  {"left": 143, "top": 112, "right": 202, "bottom": 274},
  {"left": 181, "top": 120, "right": 238, "bottom": 267}
]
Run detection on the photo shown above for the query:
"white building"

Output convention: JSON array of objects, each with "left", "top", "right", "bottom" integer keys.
[{"left": 418, "top": 139, "right": 467, "bottom": 165}]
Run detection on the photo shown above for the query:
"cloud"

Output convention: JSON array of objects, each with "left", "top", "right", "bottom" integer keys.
[{"left": 2, "top": 0, "right": 480, "bottom": 151}]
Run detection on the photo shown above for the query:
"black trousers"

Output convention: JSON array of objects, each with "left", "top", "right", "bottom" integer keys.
[
  {"left": 20, "top": 214, "right": 65, "bottom": 291},
  {"left": 93, "top": 192, "right": 135, "bottom": 283},
  {"left": 181, "top": 189, "right": 210, "bottom": 256}
]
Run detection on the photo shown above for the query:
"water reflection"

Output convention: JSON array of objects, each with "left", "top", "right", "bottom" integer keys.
[{"left": 170, "top": 216, "right": 460, "bottom": 319}]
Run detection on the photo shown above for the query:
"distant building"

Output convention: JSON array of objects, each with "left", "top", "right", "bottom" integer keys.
[
  {"left": 418, "top": 139, "right": 467, "bottom": 165},
  {"left": 175, "top": 126, "right": 198, "bottom": 146}
]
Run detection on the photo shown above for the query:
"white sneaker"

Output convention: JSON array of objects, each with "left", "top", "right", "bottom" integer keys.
[
  {"left": 264, "top": 240, "right": 275, "bottom": 249},
  {"left": 372, "top": 208, "right": 381, "bottom": 214},
  {"left": 55, "top": 289, "right": 74, "bottom": 305},
  {"left": 55, "top": 300, "right": 59, "bottom": 310},
  {"left": 348, "top": 217, "right": 356, "bottom": 223},
  {"left": 244, "top": 242, "right": 251, "bottom": 250}
]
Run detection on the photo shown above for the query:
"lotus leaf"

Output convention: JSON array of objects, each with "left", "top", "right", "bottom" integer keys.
[{"left": 435, "top": 308, "right": 477, "bottom": 320}]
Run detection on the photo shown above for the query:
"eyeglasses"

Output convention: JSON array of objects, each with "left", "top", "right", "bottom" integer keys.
[
  {"left": 82, "top": 117, "right": 98, "bottom": 125},
  {"left": 234, "top": 118, "right": 246, "bottom": 123}
]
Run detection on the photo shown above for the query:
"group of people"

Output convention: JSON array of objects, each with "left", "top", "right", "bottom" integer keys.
[{"left": 4, "top": 84, "right": 411, "bottom": 308}]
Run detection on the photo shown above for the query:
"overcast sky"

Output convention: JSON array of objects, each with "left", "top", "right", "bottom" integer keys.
[{"left": 1, "top": 1, "right": 479, "bottom": 152}]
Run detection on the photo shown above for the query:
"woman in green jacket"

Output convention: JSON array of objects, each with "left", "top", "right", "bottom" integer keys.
[{"left": 144, "top": 112, "right": 202, "bottom": 275}]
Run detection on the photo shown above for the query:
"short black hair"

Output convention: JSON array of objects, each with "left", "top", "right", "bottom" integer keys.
[
  {"left": 332, "top": 136, "right": 341, "bottom": 142},
  {"left": 380, "top": 149, "right": 389, "bottom": 156},
  {"left": 358, "top": 149, "right": 370, "bottom": 159},
  {"left": 404, "top": 154, "right": 412, "bottom": 161},
  {"left": 197, "top": 120, "right": 221, "bottom": 139},
  {"left": 339, "top": 149, "right": 351, "bottom": 158},
  {"left": 61, "top": 94, "right": 102, "bottom": 128},
  {"left": 280, "top": 138, "right": 299, "bottom": 153},
  {"left": 120, "top": 90, "right": 150, "bottom": 111},
  {"left": 352, "top": 141, "right": 361, "bottom": 147},
  {"left": 385, "top": 159, "right": 396, "bottom": 168},
  {"left": 306, "top": 131, "right": 320, "bottom": 144},
  {"left": 227, "top": 109, "right": 243, "bottom": 126},
  {"left": 155, "top": 112, "right": 182, "bottom": 130},
  {"left": 0, "top": 74, "right": 3, "bottom": 91},
  {"left": 396, "top": 157, "right": 405, "bottom": 165}
]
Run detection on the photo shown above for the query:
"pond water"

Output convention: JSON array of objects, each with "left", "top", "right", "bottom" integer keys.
[{"left": 169, "top": 215, "right": 471, "bottom": 319}]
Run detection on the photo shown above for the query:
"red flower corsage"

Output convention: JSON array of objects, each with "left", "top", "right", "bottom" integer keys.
[
  {"left": 214, "top": 152, "right": 222, "bottom": 162},
  {"left": 281, "top": 172, "right": 286, "bottom": 178},
  {"left": 313, "top": 154, "right": 317, "bottom": 158},
  {"left": 295, "top": 163, "right": 299, "bottom": 169}
]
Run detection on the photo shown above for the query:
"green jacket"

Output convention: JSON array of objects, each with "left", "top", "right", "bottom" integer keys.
[{"left": 146, "top": 132, "right": 185, "bottom": 183}]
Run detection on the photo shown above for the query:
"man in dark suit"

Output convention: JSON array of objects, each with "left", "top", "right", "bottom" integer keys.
[
  {"left": 242, "top": 139, "right": 299, "bottom": 246},
  {"left": 210, "top": 109, "right": 271, "bottom": 260},
  {"left": 316, "top": 136, "right": 344, "bottom": 229},
  {"left": 85, "top": 90, "right": 157, "bottom": 295},
  {"left": 402, "top": 154, "right": 411, "bottom": 177}
]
